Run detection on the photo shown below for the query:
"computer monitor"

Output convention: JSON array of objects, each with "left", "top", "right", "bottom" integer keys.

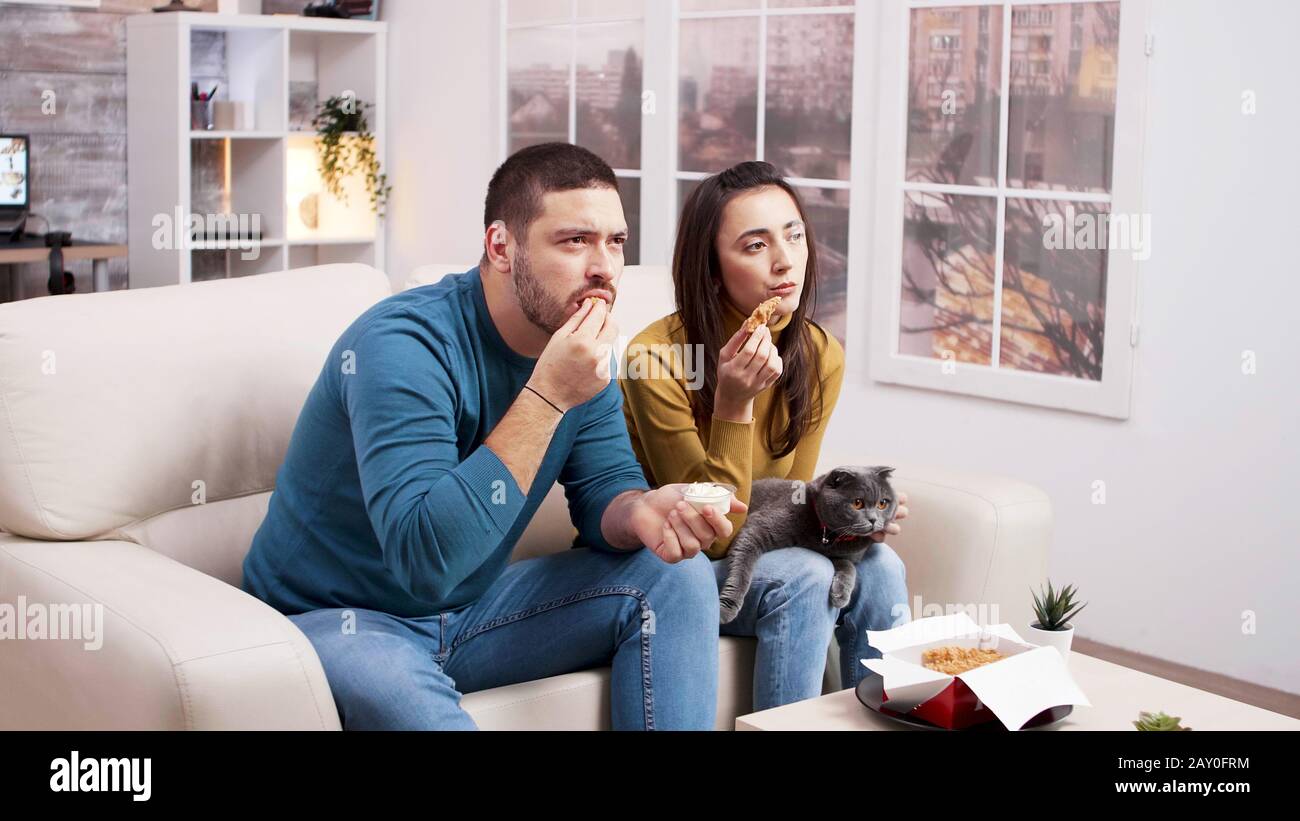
[{"left": 0, "top": 135, "right": 30, "bottom": 215}]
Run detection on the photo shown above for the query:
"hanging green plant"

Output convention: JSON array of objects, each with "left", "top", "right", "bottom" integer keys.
[{"left": 312, "top": 94, "right": 392, "bottom": 217}]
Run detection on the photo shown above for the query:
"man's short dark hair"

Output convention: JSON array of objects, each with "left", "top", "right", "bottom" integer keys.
[{"left": 483, "top": 143, "right": 619, "bottom": 242}]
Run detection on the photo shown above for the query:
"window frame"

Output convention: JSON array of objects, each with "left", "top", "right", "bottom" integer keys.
[
  {"left": 672, "top": 2, "right": 858, "bottom": 192},
  {"left": 674, "top": 1, "right": 860, "bottom": 345},
  {"left": 496, "top": 0, "right": 1148, "bottom": 418},
  {"left": 867, "top": 0, "right": 1152, "bottom": 419},
  {"left": 498, "top": 0, "right": 862, "bottom": 273},
  {"left": 499, "top": 0, "right": 648, "bottom": 261}
]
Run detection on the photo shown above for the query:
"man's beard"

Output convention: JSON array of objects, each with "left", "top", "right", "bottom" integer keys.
[{"left": 512, "top": 246, "right": 612, "bottom": 335}]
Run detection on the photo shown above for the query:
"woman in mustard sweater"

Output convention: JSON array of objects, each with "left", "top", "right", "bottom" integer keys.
[{"left": 620, "top": 161, "right": 910, "bottom": 710}]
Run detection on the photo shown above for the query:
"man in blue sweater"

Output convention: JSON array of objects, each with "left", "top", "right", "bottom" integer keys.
[{"left": 242, "top": 143, "right": 741, "bottom": 730}]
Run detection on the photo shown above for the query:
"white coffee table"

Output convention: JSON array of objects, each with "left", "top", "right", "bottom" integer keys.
[{"left": 736, "top": 652, "right": 1300, "bottom": 731}]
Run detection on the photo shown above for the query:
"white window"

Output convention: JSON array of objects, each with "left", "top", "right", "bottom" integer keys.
[
  {"left": 675, "top": 0, "right": 857, "bottom": 344},
  {"left": 500, "top": 0, "right": 857, "bottom": 345},
  {"left": 498, "top": 0, "right": 1151, "bottom": 418},
  {"left": 869, "top": 0, "right": 1151, "bottom": 418},
  {"left": 502, "top": 0, "right": 646, "bottom": 263}
]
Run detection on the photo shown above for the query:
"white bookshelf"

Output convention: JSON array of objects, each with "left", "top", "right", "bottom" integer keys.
[{"left": 126, "top": 12, "right": 387, "bottom": 288}]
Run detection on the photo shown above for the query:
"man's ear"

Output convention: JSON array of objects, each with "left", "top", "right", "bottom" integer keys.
[{"left": 484, "top": 220, "right": 513, "bottom": 273}]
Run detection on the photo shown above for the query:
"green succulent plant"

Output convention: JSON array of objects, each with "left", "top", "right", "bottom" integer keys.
[
  {"left": 1133, "top": 711, "right": 1192, "bottom": 731},
  {"left": 1030, "top": 579, "right": 1087, "bottom": 631}
]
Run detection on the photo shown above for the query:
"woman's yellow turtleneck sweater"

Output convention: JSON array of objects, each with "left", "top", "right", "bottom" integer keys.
[{"left": 619, "top": 298, "right": 845, "bottom": 559}]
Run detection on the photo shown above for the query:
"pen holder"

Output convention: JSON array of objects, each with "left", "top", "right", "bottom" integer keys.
[{"left": 191, "top": 99, "right": 214, "bottom": 131}]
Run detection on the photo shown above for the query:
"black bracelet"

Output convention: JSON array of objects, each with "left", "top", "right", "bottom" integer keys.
[{"left": 523, "top": 383, "right": 564, "bottom": 416}]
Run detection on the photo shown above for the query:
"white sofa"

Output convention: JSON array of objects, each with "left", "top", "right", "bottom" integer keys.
[{"left": 0, "top": 263, "right": 1051, "bottom": 730}]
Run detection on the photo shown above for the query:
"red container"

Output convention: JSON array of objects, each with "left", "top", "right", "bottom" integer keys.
[{"left": 883, "top": 678, "right": 999, "bottom": 730}]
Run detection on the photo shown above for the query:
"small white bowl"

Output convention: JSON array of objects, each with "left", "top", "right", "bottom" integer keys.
[{"left": 682, "top": 483, "right": 736, "bottom": 517}]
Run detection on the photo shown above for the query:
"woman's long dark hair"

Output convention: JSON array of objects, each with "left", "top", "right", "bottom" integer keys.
[{"left": 672, "top": 161, "right": 825, "bottom": 459}]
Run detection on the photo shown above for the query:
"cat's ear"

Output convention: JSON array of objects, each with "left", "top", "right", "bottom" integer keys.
[
  {"left": 874, "top": 466, "right": 896, "bottom": 482},
  {"left": 824, "top": 467, "right": 850, "bottom": 488}
]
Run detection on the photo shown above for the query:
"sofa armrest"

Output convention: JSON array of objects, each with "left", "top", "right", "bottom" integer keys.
[
  {"left": 881, "top": 464, "right": 1052, "bottom": 631},
  {"left": 0, "top": 534, "right": 340, "bottom": 730}
]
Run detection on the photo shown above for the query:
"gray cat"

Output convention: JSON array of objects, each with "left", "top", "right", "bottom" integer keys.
[{"left": 719, "top": 466, "right": 899, "bottom": 624}]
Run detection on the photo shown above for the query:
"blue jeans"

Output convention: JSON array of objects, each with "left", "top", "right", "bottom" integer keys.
[
  {"left": 712, "top": 543, "right": 909, "bottom": 711},
  {"left": 289, "top": 547, "right": 719, "bottom": 730}
]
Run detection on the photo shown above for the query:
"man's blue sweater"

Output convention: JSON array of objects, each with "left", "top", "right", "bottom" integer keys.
[{"left": 241, "top": 267, "right": 650, "bottom": 617}]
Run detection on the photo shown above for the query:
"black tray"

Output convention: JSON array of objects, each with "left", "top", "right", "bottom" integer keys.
[{"left": 855, "top": 670, "right": 1072, "bottom": 731}]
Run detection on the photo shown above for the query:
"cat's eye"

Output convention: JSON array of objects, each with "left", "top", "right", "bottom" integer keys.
[
  {"left": 877, "top": 500, "right": 889, "bottom": 510},
  {"left": 852, "top": 499, "right": 865, "bottom": 510}
]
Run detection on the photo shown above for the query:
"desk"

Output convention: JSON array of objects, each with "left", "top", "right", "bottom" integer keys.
[{"left": 0, "top": 242, "right": 128, "bottom": 299}]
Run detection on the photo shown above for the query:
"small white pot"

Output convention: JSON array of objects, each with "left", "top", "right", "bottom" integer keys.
[{"left": 1026, "top": 622, "right": 1074, "bottom": 664}]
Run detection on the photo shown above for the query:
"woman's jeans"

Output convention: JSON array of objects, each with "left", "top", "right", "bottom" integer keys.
[
  {"left": 289, "top": 546, "right": 720, "bottom": 730},
  {"left": 712, "top": 543, "right": 909, "bottom": 711}
]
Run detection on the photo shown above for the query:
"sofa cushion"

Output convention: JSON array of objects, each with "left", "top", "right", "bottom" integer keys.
[
  {"left": 460, "top": 634, "right": 756, "bottom": 730},
  {"left": 0, "top": 264, "right": 390, "bottom": 542},
  {"left": 113, "top": 492, "right": 271, "bottom": 587}
]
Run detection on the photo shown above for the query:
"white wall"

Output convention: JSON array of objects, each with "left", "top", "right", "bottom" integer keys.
[
  {"left": 834, "top": 0, "right": 1299, "bottom": 694},
  {"left": 387, "top": 0, "right": 1299, "bottom": 694},
  {"left": 383, "top": 0, "right": 499, "bottom": 291}
]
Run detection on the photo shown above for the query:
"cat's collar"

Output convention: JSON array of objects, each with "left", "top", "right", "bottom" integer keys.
[{"left": 816, "top": 511, "right": 870, "bottom": 546}]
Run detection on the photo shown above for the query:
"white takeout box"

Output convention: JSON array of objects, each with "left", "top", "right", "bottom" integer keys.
[{"left": 861, "top": 613, "right": 1091, "bottom": 730}]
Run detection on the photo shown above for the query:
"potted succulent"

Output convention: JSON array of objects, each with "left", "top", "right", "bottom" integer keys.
[
  {"left": 1027, "top": 580, "right": 1087, "bottom": 663},
  {"left": 312, "top": 94, "right": 391, "bottom": 217},
  {"left": 1133, "top": 711, "right": 1192, "bottom": 731}
]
